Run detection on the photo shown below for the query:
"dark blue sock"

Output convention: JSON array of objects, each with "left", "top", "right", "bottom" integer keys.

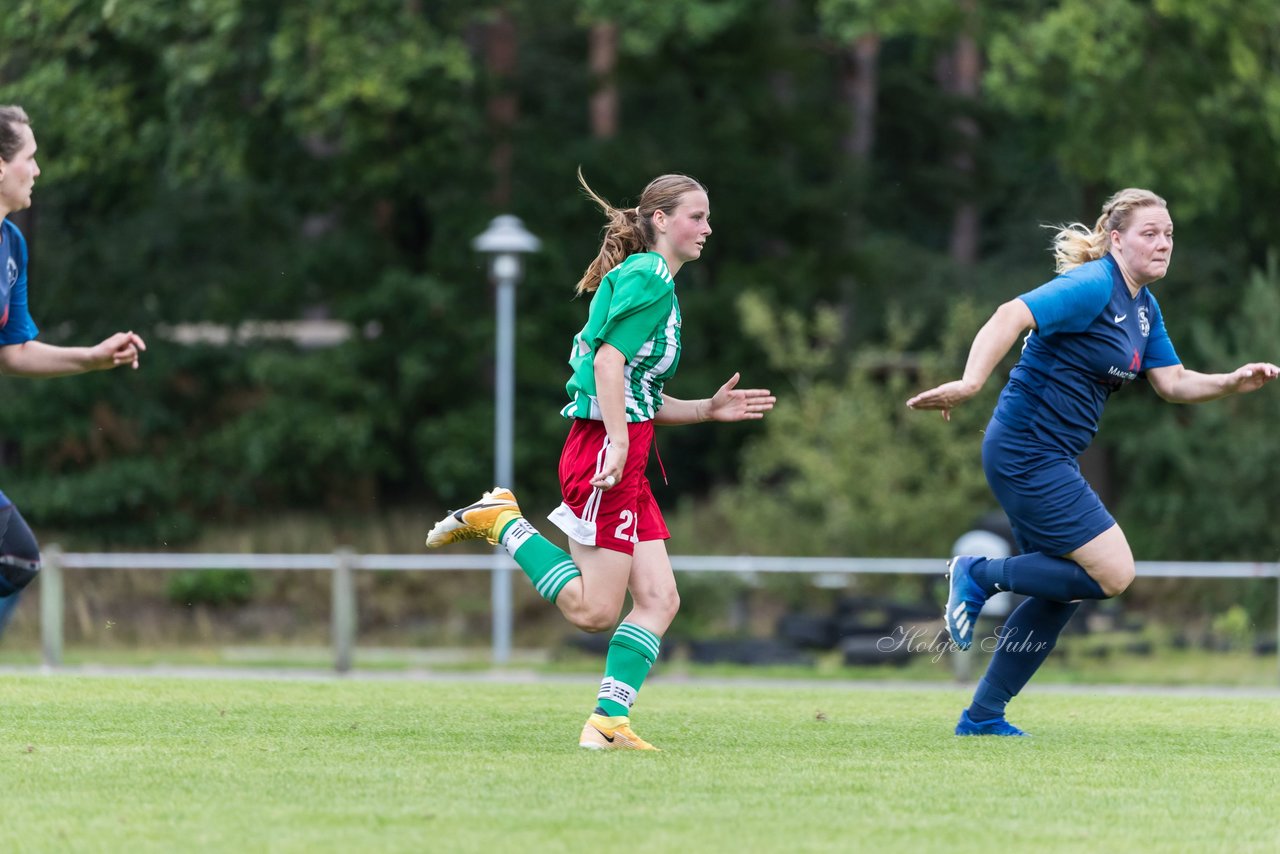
[
  {"left": 968, "top": 557, "right": 1004, "bottom": 592},
  {"left": 969, "top": 553, "right": 1106, "bottom": 602},
  {"left": 968, "top": 597, "right": 1080, "bottom": 722}
]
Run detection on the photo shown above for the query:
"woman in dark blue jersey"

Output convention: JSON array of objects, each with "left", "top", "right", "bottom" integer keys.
[
  {"left": 907, "top": 188, "right": 1278, "bottom": 735},
  {"left": 0, "top": 105, "right": 146, "bottom": 633}
]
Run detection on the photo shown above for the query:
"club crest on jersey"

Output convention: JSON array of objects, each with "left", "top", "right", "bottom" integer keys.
[
  {"left": 6, "top": 256, "right": 15, "bottom": 288},
  {"left": 1138, "top": 306, "right": 1150, "bottom": 338}
]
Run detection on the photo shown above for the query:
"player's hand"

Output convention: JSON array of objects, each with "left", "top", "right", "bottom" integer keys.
[
  {"left": 1228, "top": 362, "right": 1280, "bottom": 394},
  {"left": 906, "top": 379, "right": 981, "bottom": 422},
  {"left": 704, "top": 372, "right": 775, "bottom": 422},
  {"left": 89, "top": 331, "right": 148, "bottom": 371},
  {"left": 591, "top": 443, "right": 627, "bottom": 490}
]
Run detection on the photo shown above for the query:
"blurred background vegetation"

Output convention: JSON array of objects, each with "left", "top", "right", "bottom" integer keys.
[{"left": 1, "top": 0, "right": 1278, "bottom": 647}]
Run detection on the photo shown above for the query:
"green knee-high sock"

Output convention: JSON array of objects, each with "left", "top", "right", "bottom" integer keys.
[
  {"left": 596, "top": 623, "right": 662, "bottom": 718},
  {"left": 497, "top": 516, "right": 580, "bottom": 602}
]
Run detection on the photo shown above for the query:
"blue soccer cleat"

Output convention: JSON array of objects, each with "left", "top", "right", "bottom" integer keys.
[
  {"left": 955, "top": 708, "right": 1029, "bottom": 737},
  {"left": 944, "top": 555, "right": 989, "bottom": 651}
]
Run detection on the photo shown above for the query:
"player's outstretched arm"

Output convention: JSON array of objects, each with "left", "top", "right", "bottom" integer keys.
[
  {"left": 907, "top": 299, "right": 1034, "bottom": 421},
  {"left": 1146, "top": 361, "right": 1280, "bottom": 403},
  {"left": 0, "top": 331, "right": 147, "bottom": 378},
  {"left": 656, "top": 372, "right": 776, "bottom": 425}
]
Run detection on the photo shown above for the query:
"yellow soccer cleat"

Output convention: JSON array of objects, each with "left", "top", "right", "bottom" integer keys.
[
  {"left": 578, "top": 713, "right": 660, "bottom": 751},
  {"left": 425, "top": 487, "right": 522, "bottom": 548}
]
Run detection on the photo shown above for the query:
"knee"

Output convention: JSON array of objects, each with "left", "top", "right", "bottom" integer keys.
[
  {"left": 635, "top": 584, "right": 680, "bottom": 624},
  {"left": 1096, "top": 564, "right": 1135, "bottom": 598},
  {"left": 658, "top": 588, "right": 680, "bottom": 622},
  {"left": 574, "top": 604, "right": 622, "bottom": 634}
]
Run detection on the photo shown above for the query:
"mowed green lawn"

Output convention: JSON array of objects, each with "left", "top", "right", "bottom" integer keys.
[{"left": 1, "top": 676, "right": 1276, "bottom": 853}]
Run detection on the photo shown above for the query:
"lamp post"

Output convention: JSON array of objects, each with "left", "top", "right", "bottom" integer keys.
[{"left": 472, "top": 215, "right": 541, "bottom": 665}]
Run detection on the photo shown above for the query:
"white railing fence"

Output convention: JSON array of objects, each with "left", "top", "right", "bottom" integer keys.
[{"left": 34, "top": 547, "right": 1280, "bottom": 681}]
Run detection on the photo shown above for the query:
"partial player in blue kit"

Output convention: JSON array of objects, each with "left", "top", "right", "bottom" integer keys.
[
  {"left": 908, "top": 188, "right": 1279, "bottom": 736},
  {"left": 0, "top": 105, "right": 147, "bottom": 637}
]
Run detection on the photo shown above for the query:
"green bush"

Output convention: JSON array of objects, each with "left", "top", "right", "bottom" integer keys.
[
  {"left": 716, "top": 292, "right": 1000, "bottom": 557},
  {"left": 166, "top": 569, "right": 256, "bottom": 608}
]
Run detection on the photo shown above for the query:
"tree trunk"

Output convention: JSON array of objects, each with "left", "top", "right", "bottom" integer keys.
[
  {"left": 836, "top": 32, "right": 881, "bottom": 348},
  {"left": 485, "top": 8, "right": 519, "bottom": 207},
  {"left": 765, "top": 0, "right": 797, "bottom": 258},
  {"left": 769, "top": 0, "right": 795, "bottom": 109},
  {"left": 841, "top": 33, "right": 881, "bottom": 160},
  {"left": 588, "top": 21, "right": 618, "bottom": 140},
  {"left": 939, "top": 0, "right": 981, "bottom": 267}
]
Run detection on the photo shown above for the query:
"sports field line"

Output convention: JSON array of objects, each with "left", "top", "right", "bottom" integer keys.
[{"left": 2, "top": 663, "right": 1276, "bottom": 698}]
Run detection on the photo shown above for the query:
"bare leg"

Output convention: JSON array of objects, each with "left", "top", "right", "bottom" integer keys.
[
  {"left": 1065, "top": 524, "right": 1136, "bottom": 597},
  {"left": 551, "top": 542, "right": 632, "bottom": 632},
  {"left": 580, "top": 539, "right": 678, "bottom": 746},
  {"left": 622, "top": 540, "right": 680, "bottom": 636}
]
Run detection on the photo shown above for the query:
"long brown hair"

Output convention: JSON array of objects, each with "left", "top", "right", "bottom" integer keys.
[
  {"left": 574, "top": 167, "right": 707, "bottom": 295},
  {"left": 1049, "top": 188, "right": 1167, "bottom": 273}
]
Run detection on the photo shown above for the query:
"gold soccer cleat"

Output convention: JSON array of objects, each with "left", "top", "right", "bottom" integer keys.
[
  {"left": 578, "top": 713, "right": 660, "bottom": 751},
  {"left": 425, "top": 487, "right": 522, "bottom": 548}
]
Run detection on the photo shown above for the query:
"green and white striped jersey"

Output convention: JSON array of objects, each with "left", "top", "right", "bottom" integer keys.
[{"left": 561, "top": 251, "right": 682, "bottom": 422}]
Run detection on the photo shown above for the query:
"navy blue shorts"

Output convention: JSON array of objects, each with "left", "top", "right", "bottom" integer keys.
[
  {"left": 0, "top": 493, "right": 41, "bottom": 597},
  {"left": 981, "top": 416, "right": 1115, "bottom": 557}
]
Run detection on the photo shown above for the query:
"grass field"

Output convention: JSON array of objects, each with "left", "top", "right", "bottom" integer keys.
[
  {"left": 2, "top": 676, "right": 1277, "bottom": 853},
  {"left": 2, "top": 637, "right": 1276, "bottom": 686}
]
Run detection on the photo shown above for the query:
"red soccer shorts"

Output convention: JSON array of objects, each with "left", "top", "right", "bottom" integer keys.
[{"left": 547, "top": 418, "right": 669, "bottom": 556}]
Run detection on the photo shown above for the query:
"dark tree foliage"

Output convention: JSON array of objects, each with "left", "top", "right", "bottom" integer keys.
[{"left": 0, "top": 0, "right": 1277, "bottom": 571}]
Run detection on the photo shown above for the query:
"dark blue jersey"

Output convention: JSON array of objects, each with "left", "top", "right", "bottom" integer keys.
[
  {"left": 0, "top": 219, "right": 39, "bottom": 346},
  {"left": 1, "top": 219, "right": 40, "bottom": 509},
  {"left": 991, "top": 253, "right": 1180, "bottom": 457}
]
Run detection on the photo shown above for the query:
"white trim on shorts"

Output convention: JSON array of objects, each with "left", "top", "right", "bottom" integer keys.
[
  {"left": 547, "top": 432, "right": 610, "bottom": 546},
  {"left": 548, "top": 503, "right": 597, "bottom": 545}
]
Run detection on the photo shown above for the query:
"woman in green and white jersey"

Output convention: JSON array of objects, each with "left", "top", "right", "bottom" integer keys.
[{"left": 428, "top": 170, "right": 774, "bottom": 749}]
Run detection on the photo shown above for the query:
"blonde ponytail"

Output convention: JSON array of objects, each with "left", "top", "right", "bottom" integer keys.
[
  {"left": 574, "top": 169, "right": 649, "bottom": 295},
  {"left": 1049, "top": 188, "right": 1167, "bottom": 273}
]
